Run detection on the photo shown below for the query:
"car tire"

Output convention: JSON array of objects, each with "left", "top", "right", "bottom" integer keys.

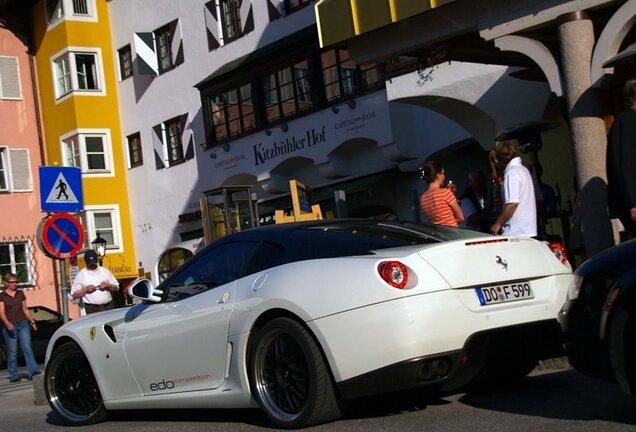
[
  {"left": 249, "top": 317, "right": 341, "bottom": 428},
  {"left": 608, "top": 303, "right": 636, "bottom": 394},
  {"left": 44, "top": 341, "right": 107, "bottom": 426}
]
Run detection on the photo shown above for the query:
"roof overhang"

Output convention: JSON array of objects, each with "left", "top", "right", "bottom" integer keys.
[{"left": 315, "top": 0, "right": 457, "bottom": 48}]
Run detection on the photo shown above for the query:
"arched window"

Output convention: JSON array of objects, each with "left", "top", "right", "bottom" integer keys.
[{"left": 157, "top": 248, "right": 193, "bottom": 282}]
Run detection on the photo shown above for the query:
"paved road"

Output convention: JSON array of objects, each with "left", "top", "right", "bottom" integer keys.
[{"left": 2, "top": 362, "right": 635, "bottom": 432}]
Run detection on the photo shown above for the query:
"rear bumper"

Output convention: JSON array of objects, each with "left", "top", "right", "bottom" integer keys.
[
  {"left": 336, "top": 319, "right": 563, "bottom": 399},
  {"left": 309, "top": 278, "right": 569, "bottom": 397}
]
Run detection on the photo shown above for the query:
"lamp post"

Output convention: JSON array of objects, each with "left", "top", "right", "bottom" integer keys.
[{"left": 91, "top": 231, "right": 107, "bottom": 266}]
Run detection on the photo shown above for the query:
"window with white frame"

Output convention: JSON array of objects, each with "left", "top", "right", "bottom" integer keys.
[
  {"left": 80, "top": 206, "right": 122, "bottom": 252},
  {"left": 0, "top": 147, "right": 33, "bottom": 193},
  {"left": 0, "top": 239, "right": 36, "bottom": 288},
  {"left": 60, "top": 130, "right": 112, "bottom": 175},
  {"left": 127, "top": 132, "right": 143, "bottom": 168},
  {"left": 0, "top": 56, "right": 22, "bottom": 100},
  {"left": 52, "top": 49, "right": 103, "bottom": 99},
  {"left": 46, "top": 0, "right": 96, "bottom": 26}
]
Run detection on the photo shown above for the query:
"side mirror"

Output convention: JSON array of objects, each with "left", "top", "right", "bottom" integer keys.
[{"left": 128, "top": 278, "right": 163, "bottom": 303}]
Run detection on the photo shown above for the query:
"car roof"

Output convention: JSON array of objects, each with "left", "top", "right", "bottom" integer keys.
[{"left": 205, "top": 219, "right": 425, "bottom": 245}]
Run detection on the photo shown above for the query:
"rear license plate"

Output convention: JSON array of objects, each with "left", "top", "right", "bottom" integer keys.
[{"left": 476, "top": 281, "right": 534, "bottom": 306}]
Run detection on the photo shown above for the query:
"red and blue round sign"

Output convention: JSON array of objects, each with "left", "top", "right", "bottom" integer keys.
[{"left": 38, "top": 213, "right": 85, "bottom": 259}]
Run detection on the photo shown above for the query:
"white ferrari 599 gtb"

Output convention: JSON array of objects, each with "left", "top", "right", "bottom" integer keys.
[{"left": 44, "top": 219, "right": 572, "bottom": 428}]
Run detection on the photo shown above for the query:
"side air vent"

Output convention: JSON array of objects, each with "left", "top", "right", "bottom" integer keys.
[{"left": 103, "top": 325, "right": 117, "bottom": 343}]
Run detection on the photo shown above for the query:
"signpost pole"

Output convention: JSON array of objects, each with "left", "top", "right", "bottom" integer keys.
[{"left": 59, "top": 259, "right": 69, "bottom": 323}]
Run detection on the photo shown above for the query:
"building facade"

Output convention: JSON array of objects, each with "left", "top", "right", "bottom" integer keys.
[
  {"left": 29, "top": 0, "right": 138, "bottom": 310},
  {"left": 0, "top": 18, "right": 57, "bottom": 309}
]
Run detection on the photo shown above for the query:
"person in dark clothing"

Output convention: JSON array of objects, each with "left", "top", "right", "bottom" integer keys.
[
  {"left": 459, "top": 169, "right": 490, "bottom": 232},
  {"left": 607, "top": 78, "right": 636, "bottom": 240},
  {"left": 0, "top": 272, "right": 41, "bottom": 382}
]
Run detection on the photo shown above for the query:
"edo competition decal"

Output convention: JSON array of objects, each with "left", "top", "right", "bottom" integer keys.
[
  {"left": 149, "top": 374, "right": 212, "bottom": 392},
  {"left": 89, "top": 327, "right": 96, "bottom": 341}
]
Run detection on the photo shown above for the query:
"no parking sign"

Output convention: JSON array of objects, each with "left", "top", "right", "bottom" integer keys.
[{"left": 38, "top": 213, "right": 85, "bottom": 259}]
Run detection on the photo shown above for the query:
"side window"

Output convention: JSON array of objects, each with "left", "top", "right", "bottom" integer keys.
[
  {"left": 52, "top": 49, "right": 104, "bottom": 99},
  {"left": 0, "top": 239, "right": 36, "bottom": 288},
  {"left": 243, "top": 241, "right": 285, "bottom": 275},
  {"left": 118, "top": 45, "right": 133, "bottom": 80},
  {"left": 164, "top": 241, "right": 258, "bottom": 301},
  {"left": 60, "top": 130, "right": 112, "bottom": 174},
  {"left": 133, "top": 19, "right": 184, "bottom": 77},
  {"left": 0, "top": 148, "right": 33, "bottom": 192},
  {"left": 151, "top": 114, "right": 193, "bottom": 169},
  {"left": 127, "top": 132, "right": 143, "bottom": 168},
  {"left": 0, "top": 56, "right": 22, "bottom": 100}
]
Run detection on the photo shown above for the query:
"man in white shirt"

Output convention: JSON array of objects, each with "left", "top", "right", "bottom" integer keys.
[
  {"left": 490, "top": 140, "right": 537, "bottom": 237},
  {"left": 71, "top": 250, "right": 119, "bottom": 314}
]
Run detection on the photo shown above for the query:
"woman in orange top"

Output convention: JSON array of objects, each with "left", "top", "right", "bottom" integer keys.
[{"left": 420, "top": 160, "right": 464, "bottom": 227}]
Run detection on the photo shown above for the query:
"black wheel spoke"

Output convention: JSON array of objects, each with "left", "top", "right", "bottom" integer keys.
[
  {"left": 45, "top": 343, "right": 106, "bottom": 425},
  {"left": 250, "top": 318, "right": 340, "bottom": 428}
]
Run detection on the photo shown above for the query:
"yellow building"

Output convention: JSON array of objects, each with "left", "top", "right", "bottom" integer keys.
[{"left": 30, "top": 0, "right": 137, "bottom": 305}]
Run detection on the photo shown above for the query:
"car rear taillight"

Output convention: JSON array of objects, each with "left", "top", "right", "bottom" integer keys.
[
  {"left": 548, "top": 242, "right": 568, "bottom": 265},
  {"left": 378, "top": 261, "right": 408, "bottom": 289}
]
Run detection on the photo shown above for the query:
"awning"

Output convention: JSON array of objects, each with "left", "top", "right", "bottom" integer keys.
[{"left": 315, "top": 0, "right": 457, "bottom": 48}]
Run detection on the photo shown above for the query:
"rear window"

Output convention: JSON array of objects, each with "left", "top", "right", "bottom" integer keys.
[{"left": 287, "top": 221, "right": 487, "bottom": 261}]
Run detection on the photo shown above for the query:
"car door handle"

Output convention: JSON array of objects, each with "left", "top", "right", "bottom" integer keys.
[{"left": 217, "top": 292, "right": 230, "bottom": 304}]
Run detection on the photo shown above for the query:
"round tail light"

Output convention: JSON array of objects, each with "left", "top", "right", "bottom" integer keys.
[
  {"left": 548, "top": 242, "right": 568, "bottom": 265},
  {"left": 378, "top": 261, "right": 408, "bottom": 289}
]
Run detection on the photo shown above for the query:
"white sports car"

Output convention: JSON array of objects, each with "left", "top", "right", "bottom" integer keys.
[{"left": 45, "top": 219, "right": 572, "bottom": 428}]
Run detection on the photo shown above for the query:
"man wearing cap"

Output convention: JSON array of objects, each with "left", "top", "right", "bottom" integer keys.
[{"left": 71, "top": 250, "right": 119, "bottom": 314}]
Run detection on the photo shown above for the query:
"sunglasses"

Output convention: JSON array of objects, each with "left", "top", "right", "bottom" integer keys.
[{"left": 6, "top": 280, "right": 18, "bottom": 284}]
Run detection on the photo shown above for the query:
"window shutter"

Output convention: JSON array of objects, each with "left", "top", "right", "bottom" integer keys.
[
  {"left": 267, "top": 0, "right": 283, "bottom": 20},
  {"left": 204, "top": 1, "right": 220, "bottom": 51},
  {"left": 240, "top": 0, "right": 254, "bottom": 35},
  {"left": 8, "top": 149, "right": 32, "bottom": 192},
  {"left": 168, "top": 19, "right": 184, "bottom": 67},
  {"left": 133, "top": 32, "right": 159, "bottom": 76},
  {"left": 152, "top": 123, "right": 166, "bottom": 169},
  {"left": 0, "top": 56, "right": 23, "bottom": 100},
  {"left": 179, "top": 114, "right": 195, "bottom": 160}
]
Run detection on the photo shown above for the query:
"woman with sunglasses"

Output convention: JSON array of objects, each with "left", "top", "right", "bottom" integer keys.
[{"left": 0, "top": 272, "right": 40, "bottom": 383}]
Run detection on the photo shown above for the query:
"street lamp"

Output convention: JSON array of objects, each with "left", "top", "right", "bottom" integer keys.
[{"left": 91, "top": 231, "right": 107, "bottom": 265}]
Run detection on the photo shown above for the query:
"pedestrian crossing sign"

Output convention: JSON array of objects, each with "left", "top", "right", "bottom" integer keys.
[{"left": 39, "top": 166, "right": 84, "bottom": 213}]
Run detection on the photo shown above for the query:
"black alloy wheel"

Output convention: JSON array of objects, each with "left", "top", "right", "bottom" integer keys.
[
  {"left": 249, "top": 317, "right": 341, "bottom": 429},
  {"left": 45, "top": 342, "right": 107, "bottom": 425}
]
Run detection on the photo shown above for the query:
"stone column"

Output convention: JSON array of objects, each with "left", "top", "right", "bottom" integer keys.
[{"left": 558, "top": 11, "right": 614, "bottom": 258}]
